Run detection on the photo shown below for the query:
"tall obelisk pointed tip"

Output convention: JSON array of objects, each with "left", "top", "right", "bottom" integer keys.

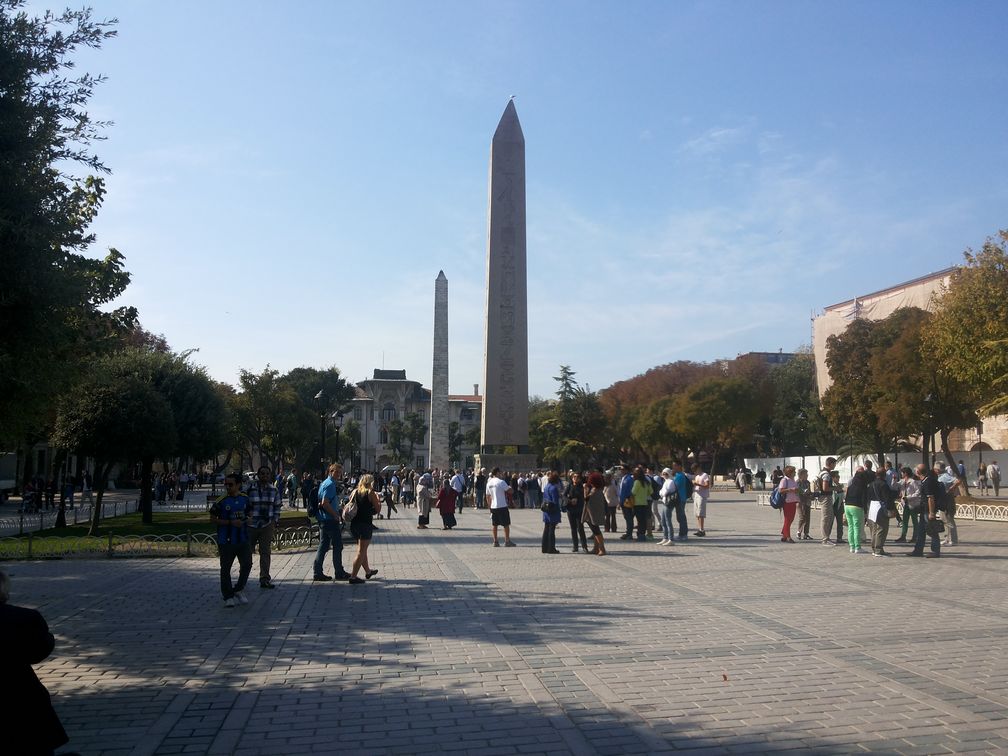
[
  {"left": 436, "top": 270, "right": 447, "bottom": 281},
  {"left": 494, "top": 98, "right": 523, "bottom": 141}
]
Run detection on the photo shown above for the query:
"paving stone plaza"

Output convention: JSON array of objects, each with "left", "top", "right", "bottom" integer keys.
[{"left": 8, "top": 492, "right": 1008, "bottom": 755}]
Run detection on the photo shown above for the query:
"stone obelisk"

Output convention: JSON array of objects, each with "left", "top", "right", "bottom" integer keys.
[
  {"left": 429, "top": 270, "right": 450, "bottom": 471},
  {"left": 476, "top": 100, "right": 537, "bottom": 474}
]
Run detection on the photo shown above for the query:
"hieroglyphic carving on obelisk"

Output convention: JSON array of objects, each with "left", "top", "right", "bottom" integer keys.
[
  {"left": 428, "top": 270, "right": 449, "bottom": 470},
  {"left": 477, "top": 100, "right": 536, "bottom": 473}
]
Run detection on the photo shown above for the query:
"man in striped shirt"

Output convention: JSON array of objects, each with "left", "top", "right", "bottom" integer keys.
[{"left": 246, "top": 466, "right": 282, "bottom": 589}]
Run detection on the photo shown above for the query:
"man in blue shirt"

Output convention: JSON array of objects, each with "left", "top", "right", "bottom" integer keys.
[
  {"left": 671, "top": 461, "right": 691, "bottom": 541},
  {"left": 210, "top": 474, "right": 253, "bottom": 607},
  {"left": 314, "top": 463, "right": 350, "bottom": 581}
]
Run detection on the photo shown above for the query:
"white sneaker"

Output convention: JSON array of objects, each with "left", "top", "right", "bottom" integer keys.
[
  {"left": 234, "top": 590, "right": 249, "bottom": 605},
  {"left": 224, "top": 597, "right": 236, "bottom": 608},
  {"left": 658, "top": 539, "right": 668, "bottom": 545}
]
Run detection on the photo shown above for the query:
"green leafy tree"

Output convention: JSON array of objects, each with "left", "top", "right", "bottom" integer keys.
[
  {"left": 767, "top": 351, "right": 837, "bottom": 458},
  {"left": 403, "top": 412, "right": 428, "bottom": 464},
  {"left": 52, "top": 372, "right": 175, "bottom": 534},
  {"left": 923, "top": 231, "right": 1008, "bottom": 417},
  {"left": 0, "top": 3, "right": 137, "bottom": 445},
  {"left": 666, "top": 377, "right": 760, "bottom": 476},
  {"left": 531, "top": 368, "right": 607, "bottom": 469}
]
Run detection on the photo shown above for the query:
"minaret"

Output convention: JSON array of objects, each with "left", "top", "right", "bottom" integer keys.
[
  {"left": 476, "top": 100, "right": 536, "bottom": 474},
  {"left": 428, "top": 270, "right": 450, "bottom": 470}
]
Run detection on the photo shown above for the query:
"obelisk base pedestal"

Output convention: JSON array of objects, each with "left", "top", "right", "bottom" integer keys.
[{"left": 474, "top": 453, "right": 539, "bottom": 475}]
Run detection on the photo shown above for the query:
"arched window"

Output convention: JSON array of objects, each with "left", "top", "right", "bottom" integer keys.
[
  {"left": 382, "top": 404, "right": 397, "bottom": 421},
  {"left": 380, "top": 428, "right": 388, "bottom": 445}
]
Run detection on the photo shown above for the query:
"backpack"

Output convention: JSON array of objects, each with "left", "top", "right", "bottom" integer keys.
[
  {"left": 650, "top": 476, "right": 661, "bottom": 500},
  {"left": 306, "top": 482, "right": 320, "bottom": 517},
  {"left": 769, "top": 487, "right": 784, "bottom": 509},
  {"left": 683, "top": 476, "right": 695, "bottom": 499},
  {"left": 663, "top": 485, "right": 681, "bottom": 507}
]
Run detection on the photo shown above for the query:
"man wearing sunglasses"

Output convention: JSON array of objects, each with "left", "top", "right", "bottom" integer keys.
[
  {"left": 247, "top": 466, "right": 282, "bottom": 589},
  {"left": 210, "top": 474, "right": 253, "bottom": 607}
]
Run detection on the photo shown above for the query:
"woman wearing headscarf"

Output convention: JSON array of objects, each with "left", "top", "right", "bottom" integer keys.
[
  {"left": 435, "top": 479, "right": 457, "bottom": 530},
  {"left": 416, "top": 474, "right": 432, "bottom": 529},
  {"left": 541, "top": 471, "right": 562, "bottom": 553}
]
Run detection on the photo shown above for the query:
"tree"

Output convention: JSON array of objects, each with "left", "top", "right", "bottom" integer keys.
[
  {"left": 448, "top": 422, "right": 464, "bottom": 468},
  {"left": 402, "top": 412, "right": 427, "bottom": 464},
  {"left": 767, "top": 351, "right": 837, "bottom": 458},
  {"left": 52, "top": 372, "right": 175, "bottom": 534},
  {"left": 531, "top": 368, "right": 607, "bottom": 469},
  {"left": 923, "top": 230, "right": 1008, "bottom": 417},
  {"left": 821, "top": 318, "right": 893, "bottom": 465},
  {"left": 0, "top": 3, "right": 136, "bottom": 445},
  {"left": 666, "top": 377, "right": 760, "bottom": 476}
]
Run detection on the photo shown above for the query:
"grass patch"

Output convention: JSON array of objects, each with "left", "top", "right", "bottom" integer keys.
[{"left": 6, "top": 509, "right": 311, "bottom": 539}]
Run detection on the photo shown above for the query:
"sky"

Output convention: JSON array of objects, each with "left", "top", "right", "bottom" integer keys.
[{"left": 52, "top": 0, "right": 1008, "bottom": 398}]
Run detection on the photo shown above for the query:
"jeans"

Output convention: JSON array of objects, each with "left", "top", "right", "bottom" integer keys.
[
  {"left": 605, "top": 506, "right": 617, "bottom": 532},
  {"left": 314, "top": 521, "right": 345, "bottom": 577},
  {"left": 844, "top": 505, "right": 864, "bottom": 551},
  {"left": 218, "top": 542, "right": 252, "bottom": 599},
  {"left": 674, "top": 497, "right": 688, "bottom": 538},
  {"left": 567, "top": 504, "right": 588, "bottom": 550},
  {"left": 541, "top": 522, "right": 557, "bottom": 553},
  {"left": 622, "top": 505, "right": 635, "bottom": 536},
  {"left": 660, "top": 503, "right": 675, "bottom": 542},
  {"left": 912, "top": 509, "right": 941, "bottom": 555},
  {"left": 475, "top": 489, "right": 485, "bottom": 509}
]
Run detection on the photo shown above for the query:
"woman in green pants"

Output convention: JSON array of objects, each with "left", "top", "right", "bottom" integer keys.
[{"left": 843, "top": 468, "right": 870, "bottom": 554}]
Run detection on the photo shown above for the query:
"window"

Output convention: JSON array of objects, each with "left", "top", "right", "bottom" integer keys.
[
  {"left": 416, "top": 408, "right": 425, "bottom": 421},
  {"left": 380, "top": 429, "right": 388, "bottom": 444},
  {"left": 416, "top": 456, "right": 425, "bottom": 469},
  {"left": 353, "top": 407, "right": 362, "bottom": 421},
  {"left": 460, "top": 409, "right": 473, "bottom": 422},
  {"left": 382, "top": 404, "right": 397, "bottom": 421}
]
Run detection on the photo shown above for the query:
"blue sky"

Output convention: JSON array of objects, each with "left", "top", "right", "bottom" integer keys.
[{"left": 63, "top": 0, "right": 1008, "bottom": 398}]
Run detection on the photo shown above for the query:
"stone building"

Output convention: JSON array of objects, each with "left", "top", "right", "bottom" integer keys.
[
  {"left": 812, "top": 268, "right": 1007, "bottom": 454},
  {"left": 349, "top": 369, "right": 482, "bottom": 471}
]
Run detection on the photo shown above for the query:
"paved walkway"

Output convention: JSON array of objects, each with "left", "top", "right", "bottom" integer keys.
[{"left": 5, "top": 493, "right": 1008, "bottom": 755}]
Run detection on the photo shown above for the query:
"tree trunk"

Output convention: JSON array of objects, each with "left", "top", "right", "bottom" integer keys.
[
  {"left": 87, "top": 459, "right": 112, "bottom": 536},
  {"left": 939, "top": 428, "right": 970, "bottom": 494},
  {"left": 141, "top": 455, "right": 154, "bottom": 524}
]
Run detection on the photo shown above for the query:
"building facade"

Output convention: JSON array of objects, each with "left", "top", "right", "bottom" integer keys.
[{"left": 349, "top": 370, "right": 482, "bottom": 471}]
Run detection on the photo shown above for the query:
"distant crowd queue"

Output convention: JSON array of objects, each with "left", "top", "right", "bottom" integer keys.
[
  {"left": 207, "top": 462, "right": 714, "bottom": 606},
  {"left": 208, "top": 456, "right": 999, "bottom": 606}
]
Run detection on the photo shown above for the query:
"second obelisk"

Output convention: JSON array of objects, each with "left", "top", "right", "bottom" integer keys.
[{"left": 476, "top": 100, "right": 537, "bottom": 475}]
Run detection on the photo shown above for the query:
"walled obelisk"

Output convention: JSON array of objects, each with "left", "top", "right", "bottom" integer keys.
[
  {"left": 428, "top": 270, "right": 450, "bottom": 470},
  {"left": 476, "top": 100, "right": 537, "bottom": 474}
]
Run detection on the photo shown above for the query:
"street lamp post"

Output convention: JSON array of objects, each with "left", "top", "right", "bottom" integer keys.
[
  {"left": 333, "top": 411, "right": 345, "bottom": 468},
  {"left": 796, "top": 411, "right": 807, "bottom": 471},
  {"left": 314, "top": 390, "right": 326, "bottom": 473},
  {"left": 923, "top": 393, "right": 934, "bottom": 469}
]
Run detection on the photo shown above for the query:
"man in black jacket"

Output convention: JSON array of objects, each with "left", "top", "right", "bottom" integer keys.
[
  {"left": 907, "top": 463, "right": 942, "bottom": 558},
  {"left": 0, "top": 570, "right": 70, "bottom": 754}
]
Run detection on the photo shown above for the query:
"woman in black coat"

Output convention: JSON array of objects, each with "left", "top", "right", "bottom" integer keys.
[{"left": 0, "top": 570, "right": 69, "bottom": 755}]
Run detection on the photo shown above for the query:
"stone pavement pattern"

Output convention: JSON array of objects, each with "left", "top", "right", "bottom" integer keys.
[{"left": 5, "top": 494, "right": 1008, "bottom": 755}]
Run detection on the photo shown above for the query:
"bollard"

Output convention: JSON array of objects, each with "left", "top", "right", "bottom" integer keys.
[{"left": 186, "top": 529, "right": 192, "bottom": 557}]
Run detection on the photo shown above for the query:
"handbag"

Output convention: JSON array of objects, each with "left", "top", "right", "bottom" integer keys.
[
  {"left": 926, "top": 518, "right": 945, "bottom": 538},
  {"left": 341, "top": 492, "right": 358, "bottom": 521}
]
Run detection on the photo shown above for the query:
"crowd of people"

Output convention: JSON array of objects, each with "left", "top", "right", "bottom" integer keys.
[
  {"left": 208, "top": 454, "right": 998, "bottom": 605},
  {"left": 771, "top": 456, "right": 991, "bottom": 558}
]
